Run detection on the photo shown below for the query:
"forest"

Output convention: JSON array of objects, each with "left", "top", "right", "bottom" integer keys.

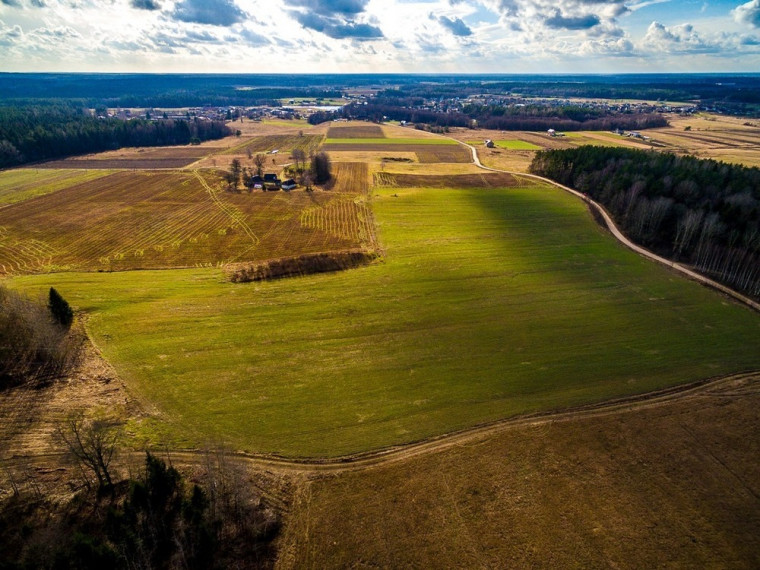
[
  {"left": 312, "top": 99, "right": 669, "bottom": 132},
  {"left": 0, "top": 105, "right": 230, "bottom": 167},
  {"left": 529, "top": 146, "right": 760, "bottom": 298}
]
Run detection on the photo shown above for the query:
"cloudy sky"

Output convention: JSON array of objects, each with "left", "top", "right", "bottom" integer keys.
[{"left": 1, "top": 0, "right": 759, "bottom": 73}]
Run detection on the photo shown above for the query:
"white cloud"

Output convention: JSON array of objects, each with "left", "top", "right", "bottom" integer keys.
[{"left": 733, "top": 0, "right": 760, "bottom": 28}]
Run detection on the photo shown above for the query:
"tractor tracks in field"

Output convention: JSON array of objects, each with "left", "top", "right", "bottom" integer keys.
[{"left": 192, "top": 169, "right": 260, "bottom": 245}]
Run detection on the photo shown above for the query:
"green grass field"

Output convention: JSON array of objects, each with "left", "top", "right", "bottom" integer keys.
[
  {"left": 494, "top": 140, "right": 542, "bottom": 150},
  {"left": 8, "top": 182, "right": 760, "bottom": 457},
  {"left": 0, "top": 169, "right": 114, "bottom": 206},
  {"left": 324, "top": 138, "right": 458, "bottom": 145}
]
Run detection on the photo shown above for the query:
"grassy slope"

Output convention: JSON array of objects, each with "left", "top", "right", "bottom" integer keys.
[{"left": 9, "top": 183, "right": 760, "bottom": 457}]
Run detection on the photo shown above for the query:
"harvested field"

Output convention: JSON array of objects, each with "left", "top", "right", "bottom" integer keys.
[
  {"left": 327, "top": 126, "right": 385, "bottom": 139},
  {"left": 0, "top": 169, "right": 113, "bottom": 206},
  {"left": 328, "top": 162, "right": 370, "bottom": 194},
  {"left": 416, "top": 147, "right": 472, "bottom": 163},
  {"left": 38, "top": 158, "right": 202, "bottom": 169},
  {"left": 300, "top": 196, "right": 376, "bottom": 246},
  {"left": 0, "top": 170, "right": 369, "bottom": 274},
  {"left": 374, "top": 171, "right": 518, "bottom": 188},
  {"left": 225, "top": 134, "right": 323, "bottom": 156}
]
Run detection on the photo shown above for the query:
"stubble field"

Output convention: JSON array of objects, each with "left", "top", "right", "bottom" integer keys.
[{"left": 0, "top": 169, "right": 370, "bottom": 274}]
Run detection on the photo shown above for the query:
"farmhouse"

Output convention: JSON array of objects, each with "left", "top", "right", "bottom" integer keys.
[
  {"left": 250, "top": 175, "right": 264, "bottom": 190},
  {"left": 264, "top": 173, "right": 281, "bottom": 190}
]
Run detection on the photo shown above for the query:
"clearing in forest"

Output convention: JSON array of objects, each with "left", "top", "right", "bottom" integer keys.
[{"left": 0, "top": 170, "right": 369, "bottom": 274}]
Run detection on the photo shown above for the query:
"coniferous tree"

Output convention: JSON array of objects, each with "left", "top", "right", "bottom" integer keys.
[{"left": 49, "top": 287, "right": 74, "bottom": 329}]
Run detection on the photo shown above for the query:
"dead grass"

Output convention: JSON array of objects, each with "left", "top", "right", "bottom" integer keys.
[{"left": 278, "top": 373, "right": 760, "bottom": 569}]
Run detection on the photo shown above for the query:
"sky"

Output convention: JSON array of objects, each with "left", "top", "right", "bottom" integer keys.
[{"left": 0, "top": 0, "right": 759, "bottom": 73}]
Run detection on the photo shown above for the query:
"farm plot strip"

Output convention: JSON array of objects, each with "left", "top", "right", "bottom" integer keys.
[
  {"left": 227, "top": 135, "right": 323, "bottom": 156},
  {"left": 327, "top": 126, "right": 385, "bottom": 139},
  {"left": 374, "top": 172, "right": 519, "bottom": 189}
]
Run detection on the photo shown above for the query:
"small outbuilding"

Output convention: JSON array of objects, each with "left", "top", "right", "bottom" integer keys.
[{"left": 281, "top": 179, "right": 297, "bottom": 191}]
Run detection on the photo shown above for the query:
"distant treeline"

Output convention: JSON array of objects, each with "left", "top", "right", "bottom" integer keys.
[
  {"left": 0, "top": 74, "right": 342, "bottom": 107},
  {"left": 529, "top": 147, "right": 760, "bottom": 298},
  {"left": 310, "top": 99, "right": 668, "bottom": 132},
  {"left": 0, "top": 105, "right": 230, "bottom": 167},
  {"left": 373, "top": 74, "right": 760, "bottom": 111}
]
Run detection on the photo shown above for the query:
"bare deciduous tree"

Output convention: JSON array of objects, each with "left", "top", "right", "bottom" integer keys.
[{"left": 55, "top": 412, "right": 120, "bottom": 491}]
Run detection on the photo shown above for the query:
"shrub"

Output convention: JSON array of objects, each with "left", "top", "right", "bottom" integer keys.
[{"left": 0, "top": 286, "right": 82, "bottom": 389}]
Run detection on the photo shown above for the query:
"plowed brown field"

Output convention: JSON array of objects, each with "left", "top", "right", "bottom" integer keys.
[
  {"left": 374, "top": 171, "right": 519, "bottom": 188},
  {"left": 37, "top": 146, "right": 212, "bottom": 169},
  {"left": 327, "top": 126, "right": 385, "bottom": 138},
  {"left": 416, "top": 147, "right": 472, "bottom": 163}
]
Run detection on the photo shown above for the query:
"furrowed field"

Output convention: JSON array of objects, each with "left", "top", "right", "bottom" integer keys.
[
  {"left": 0, "top": 169, "right": 371, "bottom": 274},
  {"left": 9, "top": 177, "right": 760, "bottom": 457}
]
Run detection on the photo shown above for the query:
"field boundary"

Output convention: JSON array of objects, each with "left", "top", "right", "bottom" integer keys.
[
  {"left": 113, "top": 371, "right": 760, "bottom": 473},
  {"left": 4, "top": 372, "right": 756, "bottom": 476}
]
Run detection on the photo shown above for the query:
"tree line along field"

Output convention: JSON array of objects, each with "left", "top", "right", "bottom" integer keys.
[
  {"left": 8, "top": 177, "right": 760, "bottom": 457},
  {"left": 0, "top": 169, "right": 372, "bottom": 275}
]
